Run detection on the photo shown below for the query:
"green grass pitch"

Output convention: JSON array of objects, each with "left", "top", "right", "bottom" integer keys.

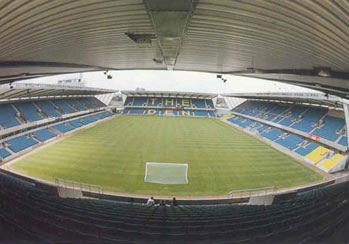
[{"left": 9, "top": 116, "right": 322, "bottom": 196}]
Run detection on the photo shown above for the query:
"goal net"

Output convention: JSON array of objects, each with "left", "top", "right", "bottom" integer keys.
[{"left": 144, "top": 162, "right": 188, "bottom": 184}]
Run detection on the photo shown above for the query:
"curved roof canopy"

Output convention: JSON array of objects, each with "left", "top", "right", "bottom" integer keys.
[{"left": 0, "top": 0, "right": 348, "bottom": 95}]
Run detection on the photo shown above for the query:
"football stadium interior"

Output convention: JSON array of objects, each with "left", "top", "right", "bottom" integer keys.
[{"left": 0, "top": 1, "right": 348, "bottom": 243}]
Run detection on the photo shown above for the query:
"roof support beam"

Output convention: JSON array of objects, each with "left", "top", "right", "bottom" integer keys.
[{"left": 144, "top": 0, "right": 194, "bottom": 70}]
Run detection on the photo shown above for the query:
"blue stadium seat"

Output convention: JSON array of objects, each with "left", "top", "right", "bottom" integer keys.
[
  {"left": 51, "top": 123, "right": 75, "bottom": 133},
  {"left": 35, "top": 100, "right": 61, "bottom": 117},
  {"left": 0, "top": 148, "right": 11, "bottom": 159},
  {"left": 195, "top": 111, "right": 209, "bottom": 117},
  {"left": 312, "top": 116, "right": 345, "bottom": 141},
  {"left": 7, "top": 135, "right": 38, "bottom": 153},
  {"left": 65, "top": 99, "right": 86, "bottom": 111},
  {"left": 0, "top": 172, "right": 347, "bottom": 243},
  {"left": 32, "top": 129, "right": 57, "bottom": 142},
  {"left": 294, "top": 142, "right": 318, "bottom": 156},
  {"left": 78, "top": 98, "right": 97, "bottom": 109},
  {"left": 275, "top": 134, "right": 304, "bottom": 149},
  {"left": 52, "top": 100, "right": 76, "bottom": 114},
  {"left": 15, "top": 102, "right": 43, "bottom": 122},
  {"left": 260, "top": 128, "right": 283, "bottom": 141},
  {"left": 133, "top": 97, "right": 148, "bottom": 106},
  {"left": 191, "top": 99, "right": 206, "bottom": 108},
  {"left": 291, "top": 107, "right": 327, "bottom": 133},
  {"left": 278, "top": 106, "right": 307, "bottom": 126},
  {"left": 147, "top": 97, "right": 162, "bottom": 107},
  {"left": 0, "top": 104, "right": 21, "bottom": 128}
]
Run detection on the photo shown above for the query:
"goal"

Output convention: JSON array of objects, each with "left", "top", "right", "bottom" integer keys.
[{"left": 144, "top": 162, "right": 188, "bottom": 184}]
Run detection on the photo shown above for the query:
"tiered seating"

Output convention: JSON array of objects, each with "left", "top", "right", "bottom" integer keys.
[
  {"left": 32, "top": 129, "right": 56, "bottom": 142},
  {"left": 52, "top": 100, "right": 76, "bottom": 114},
  {"left": 305, "top": 146, "right": 332, "bottom": 165},
  {"left": 65, "top": 99, "right": 86, "bottom": 111},
  {"left": 35, "top": 100, "right": 61, "bottom": 117},
  {"left": 291, "top": 108, "right": 327, "bottom": 133},
  {"left": 191, "top": 98, "right": 206, "bottom": 108},
  {"left": 89, "top": 97, "right": 106, "bottom": 108},
  {"left": 0, "top": 147, "right": 11, "bottom": 159},
  {"left": 133, "top": 97, "right": 147, "bottom": 106},
  {"left": 78, "top": 98, "right": 97, "bottom": 109},
  {"left": 312, "top": 116, "right": 345, "bottom": 141},
  {"left": 233, "top": 101, "right": 347, "bottom": 149},
  {"left": 195, "top": 111, "right": 210, "bottom": 117},
  {"left": 0, "top": 172, "right": 347, "bottom": 243},
  {"left": 0, "top": 104, "right": 21, "bottom": 128},
  {"left": 294, "top": 142, "right": 318, "bottom": 156},
  {"left": 14, "top": 102, "right": 43, "bottom": 122},
  {"left": 275, "top": 134, "right": 304, "bottom": 149},
  {"left": 265, "top": 104, "right": 290, "bottom": 121},
  {"left": 206, "top": 100, "right": 214, "bottom": 108},
  {"left": 279, "top": 106, "right": 307, "bottom": 126},
  {"left": 260, "top": 128, "right": 283, "bottom": 141},
  {"left": 147, "top": 97, "right": 162, "bottom": 106},
  {"left": 69, "top": 119, "right": 84, "bottom": 128},
  {"left": 6, "top": 136, "right": 38, "bottom": 153},
  {"left": 51, "top": 123, "right": 75, "bottom": 133},
  {"left": 319, "top": 154, "right": 345, "bottom": 171}
]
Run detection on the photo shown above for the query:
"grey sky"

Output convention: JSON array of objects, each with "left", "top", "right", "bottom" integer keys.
[{"left": 21, "top": 70, "right": 319, "bottom": 94}]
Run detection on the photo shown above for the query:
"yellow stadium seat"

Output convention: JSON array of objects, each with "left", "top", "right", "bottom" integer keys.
[
  {"left": 320, "top": 154, "right": 345, "bottom": 171},
  {"left": 305, "top": 146, "right": 332, "bottom": 164}
]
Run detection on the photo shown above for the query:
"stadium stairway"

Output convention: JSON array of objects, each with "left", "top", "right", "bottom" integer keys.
[{"left": 0, "top": 172, "right": 348, "bottom": 243}]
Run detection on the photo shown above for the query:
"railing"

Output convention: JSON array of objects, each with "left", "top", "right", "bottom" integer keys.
[
  {"left": 55, "top": 178, "right": 103, "bottom": 194},
  {"left": 228, "top": 186, "right": 276, "bottom": 198}
]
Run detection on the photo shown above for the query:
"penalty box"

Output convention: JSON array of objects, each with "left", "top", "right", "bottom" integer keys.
[{"left": 144, "top": 162, "right": 188, "bottom": 184}]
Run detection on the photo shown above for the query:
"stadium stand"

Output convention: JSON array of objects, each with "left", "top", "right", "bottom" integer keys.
[
  {"left": 0, "top": 96, "right": 111, "bottom": 159},
  {"left": 6, "top": 136, "right": 38, "bottom": 153},
  {"left": 226, "top": 112, "right": 347, "bottom": 173},
  {"left": 32, "top": 129, "right": 57, "bottom": 142},
  {"left": 295, "top": 142, "right": 319, "bottom": 156},
  {"left": 65, "top": 98, "right": 86, "bottom": 111},
  {"left": 0, "top": 148, "right": 11, "bottom": 159},
  {"left": 34, "top": 100, "right": 61, "bottom": 117},
  {"left": 0, "top": 172, "right": 348, "bottom": 243},
  {"left": 124, "top": 94, "right": 216, "bottom": 118},
  {"left": 305, "top": 146, "right": 332, "bottom": 165},
  {"left": 0, "top": 104, "right": 21, "bottom": 128},
  {"left": 232, "top": 101, "right": 347, "bottom": 148},
  {"left": 15, "top": 102, "right": 43, "bottom": 122},
  {"left": 312, "top": 116, "right": 345, "bottom": 142},
  {"left": 52, "top": 99, "right": 77, "bottom": 114}
]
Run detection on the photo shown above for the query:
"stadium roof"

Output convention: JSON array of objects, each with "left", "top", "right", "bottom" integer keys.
[
  {"left": 122, "top": 90, "right": 217, "bottom": 98},
  {"left": 0, "top": 83, "right": 116, "bottom": 101},
  {"left": 0, "top": 0, "right": 347, "bottom": 95},
  {"left": 224, "top": 92, "right": 344, "bottom": 109}
]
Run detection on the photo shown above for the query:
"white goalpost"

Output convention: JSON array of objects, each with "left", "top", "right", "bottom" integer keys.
[{"left": 144, "top": 162, "right": 188, "bottom": 184}]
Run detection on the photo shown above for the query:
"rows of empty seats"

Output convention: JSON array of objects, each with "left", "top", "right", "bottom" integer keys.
[
  {"left": 0, "top": 97, "right": 106, "bottom": 129},
  {"left": 0, "top": 112, "right": 113, "bottom": 159},
  {"left": 0, "top": 172, "right": 347, "bottom": 243},
  {"left": 226, "top": 115, "right": 346, "bottom": 173},
  {"left": 125, "top": 96, "right": 214, "bottom": 109},
  {"left": 124, "top": 108, "right": 215, "bottom": 117},
  {"left": 233, "top": 101, "right": 347, "bottom": 147}
]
